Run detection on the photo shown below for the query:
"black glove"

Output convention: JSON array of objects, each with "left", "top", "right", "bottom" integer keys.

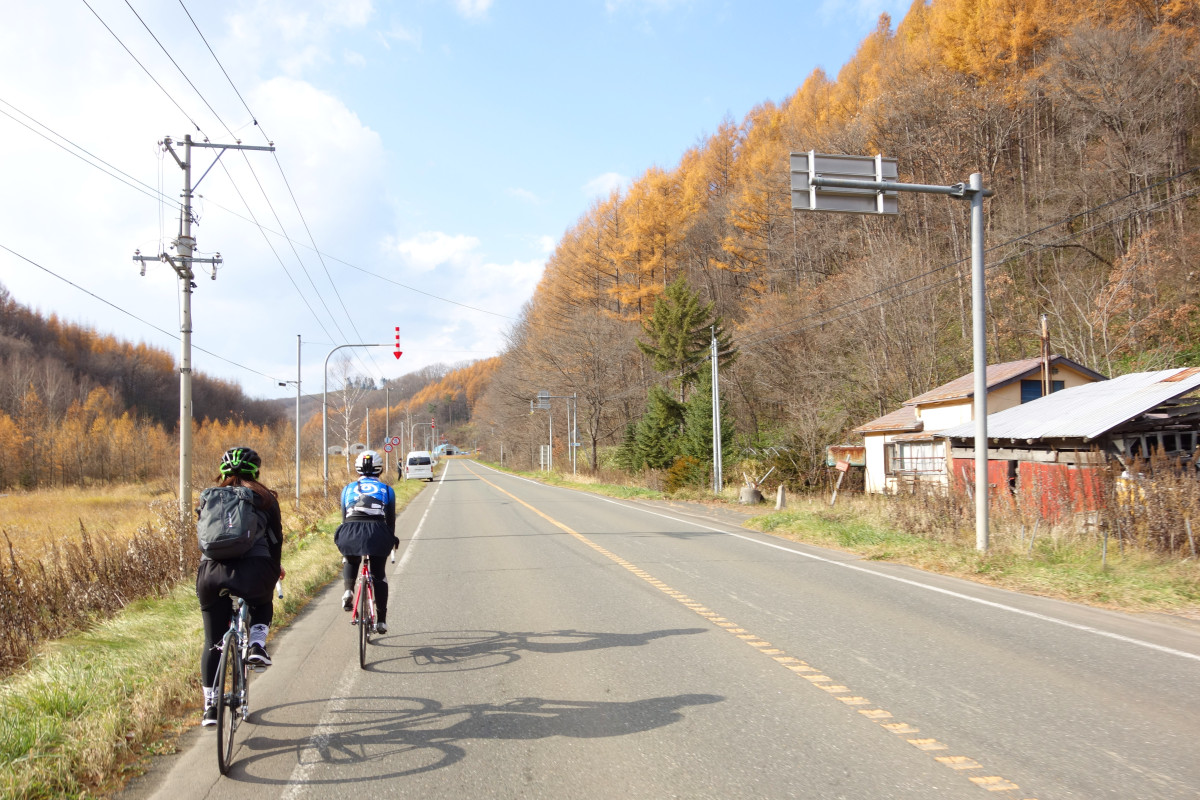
[{"left": 393, "top": 536, "right": 400, "bottom": 550}]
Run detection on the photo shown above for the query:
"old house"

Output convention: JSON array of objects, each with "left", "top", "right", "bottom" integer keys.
[
  {"left": 937, "top": 367, "right": 1200, "bottom": 518},
  {"left": 853, "top": 356, "right": 1105, "bottom": 494}
]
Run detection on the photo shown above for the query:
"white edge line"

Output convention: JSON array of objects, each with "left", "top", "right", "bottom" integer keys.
[{"left": 471, "top": 462, "right": 1200, "bottom": 664}]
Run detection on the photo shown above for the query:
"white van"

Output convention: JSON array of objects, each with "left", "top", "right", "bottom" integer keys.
[{"left": 403, "top": 450, "right": 435, "bottom": 481}]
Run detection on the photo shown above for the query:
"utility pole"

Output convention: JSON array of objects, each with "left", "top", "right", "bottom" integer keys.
[
  {"left": 135, "top": 134, "right": 274, "bottom": 521},
  {"left": 711, "top": 327, "right": 723, "bottom": 494},
  {"left": 295, "top": 335, "right": 301, "bottom": 509}
]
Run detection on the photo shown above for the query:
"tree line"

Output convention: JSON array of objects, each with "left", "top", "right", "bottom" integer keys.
[
  {"left": 469, "top": 0, "right": 1200, "bottom": 488},
  {"left": 2, "top": 0, "right": 1197, "bottom": 494}
]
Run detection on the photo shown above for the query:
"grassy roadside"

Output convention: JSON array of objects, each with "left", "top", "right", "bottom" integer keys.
[
  {"left": 485, "top": 461, "right": 1200, "bottom": 619},
  {"left": 0, "top": 479, "right": 428, "bottom": 800},
  {"left": 746, "top": 497, "right": 1200, "bottom": 617}
]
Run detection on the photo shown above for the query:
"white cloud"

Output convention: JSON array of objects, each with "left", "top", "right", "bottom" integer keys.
[
  {"left": 344, "top": 50, "right": 367, "bottom": 67},
  {"left": 387, "top": 231, "right": 481, "bottom": 272},
  {"left": 538, "top": 236, "right": 556, "bottom": 253},
  {"left": 583, "top": 172, "right": 629, "bottom": 198},
  {"left": 453, "top": 0, "right": 493, "bottom": 20},
  {"left": 280, "top": 44, "right": 333, "bottom": 77}
]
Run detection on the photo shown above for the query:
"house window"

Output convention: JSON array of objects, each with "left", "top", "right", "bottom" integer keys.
[
  {"left": 1020, "top": 379, "right": 1065, "bottom": 403},
  {"left": 886, "top": 441, "right": 945, "bottom": 475}
]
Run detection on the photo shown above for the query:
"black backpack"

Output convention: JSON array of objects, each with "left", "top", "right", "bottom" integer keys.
[{"left": 196, "top": 485, "right": 275, "bottom": 560}]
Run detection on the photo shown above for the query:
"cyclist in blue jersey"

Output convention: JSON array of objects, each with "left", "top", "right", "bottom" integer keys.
[{"left": 335, "top": 450, "right": 399, "bottom": 633}]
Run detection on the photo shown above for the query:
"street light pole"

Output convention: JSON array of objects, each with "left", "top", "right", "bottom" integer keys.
[{"left": 323, "top": 343, "right": 387, "bottom": 498}]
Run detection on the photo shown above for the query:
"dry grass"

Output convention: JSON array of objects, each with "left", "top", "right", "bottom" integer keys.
[
  {"left": 0, "top": 476, "right": 429, "bottom": 799},
  {"left": 748, "top": 491, "right": 1200, "bottom": 617},
  {"left": 0, "top": 474, "right": 340, "bottom": 679},
  {"left": 0, "top": 483, "right": 176, "bottom": 560}
]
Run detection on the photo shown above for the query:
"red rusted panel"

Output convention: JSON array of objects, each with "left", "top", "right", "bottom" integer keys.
[
  {"left": 1017, "top": 462, "right": 1107, "bottom": 520},
  {"left": 950, "top": 458, "right": 1013, "bottom": 504}
]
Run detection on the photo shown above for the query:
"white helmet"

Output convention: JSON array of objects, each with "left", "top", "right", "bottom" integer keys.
[{"left": 355, "top": 450, "right": 382, "bottom": 476}]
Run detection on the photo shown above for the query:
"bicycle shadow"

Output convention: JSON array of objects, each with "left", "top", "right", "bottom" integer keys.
[
  {"left": 363, "top": 627, "right": 709, "bottom": 674},
  {"left": 232, "top": 692, "right": 724, "bottom": 785}
]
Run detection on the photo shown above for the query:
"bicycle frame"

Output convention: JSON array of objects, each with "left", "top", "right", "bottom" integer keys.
[{"left": 350, "top": 556, "right": 377, "bottom": 668}]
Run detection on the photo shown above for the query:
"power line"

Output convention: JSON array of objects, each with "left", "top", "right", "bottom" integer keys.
[
  {"left": 90, "top": 0, "right": 383, "bottom": 381},
  {"left": 177, "top": 0, "right": 257, "bottom": 131},
  {"left": 0, "top": 99, "right": 178, "bottom": 209},
  {"left": 0, "top": 242, "right": 286, "bottom": 383},
  {"left": 586, "top": 176, "right": 1200, "bottom": 408},
  {"left": 79, "top": 0, "right": 205, "bottom": 135},
  {"left": 122, "top": 0, "right": 232, "bottom": 137},
  {"left": 211, "top": 162, "right": 340, "bottom": 344},
  {"left": 165, "top": 0, "right": 386, "bottom": 381},
  {"left": 201, "top": 197, "right": 518, "bottom": 320},
  {"left": 734, "top": 166, "right": 1200, "bottom": 353}
]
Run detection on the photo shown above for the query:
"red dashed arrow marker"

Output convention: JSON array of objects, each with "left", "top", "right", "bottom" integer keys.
[{"left": 394, "top": 326, "right": 403, "bottom": 360}]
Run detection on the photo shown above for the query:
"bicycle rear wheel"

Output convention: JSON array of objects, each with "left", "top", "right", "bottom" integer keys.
[
  {"left": 214, "top": 635, "right": 238, "bottom": 774},
  {"left": 358, "top": 578, "right": 370, "bottom": 668}
]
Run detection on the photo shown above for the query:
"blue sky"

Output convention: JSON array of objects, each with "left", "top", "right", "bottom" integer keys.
[{"left": 0, "top": 0, "right": 909, "bottom": 401}]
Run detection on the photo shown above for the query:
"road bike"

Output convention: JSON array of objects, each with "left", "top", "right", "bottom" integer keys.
[
  {"left": 214, "top": 583, "right": 280, "bottom": 774},
  {"left": 350, "top": 555, "right": 378, "bottom": 668}
]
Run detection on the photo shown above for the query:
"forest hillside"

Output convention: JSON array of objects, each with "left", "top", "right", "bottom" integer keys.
[{"left": 473, "top": 0, "right": 1200, "bottom": 484}]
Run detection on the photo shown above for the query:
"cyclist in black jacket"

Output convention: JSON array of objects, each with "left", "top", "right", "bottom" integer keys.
[{"left": 195, "top": 447, "right": 284, "bottom": 727}]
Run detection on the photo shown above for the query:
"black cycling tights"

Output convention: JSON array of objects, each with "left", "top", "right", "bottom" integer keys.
[{"left": 343, "top": 555, "right": 389, "bottom": 623}]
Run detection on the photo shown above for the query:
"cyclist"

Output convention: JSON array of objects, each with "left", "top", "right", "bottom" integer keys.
[
  {"left": 195, "top": 447, "right": 285, "bottom": 727},
  {"left": 335, "top": 450, "right": 399, "bottom": 634}
]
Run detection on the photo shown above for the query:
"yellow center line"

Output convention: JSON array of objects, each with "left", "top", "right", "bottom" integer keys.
[{"left": 465, "top": 465, "right": 1037, "bottom": 799}]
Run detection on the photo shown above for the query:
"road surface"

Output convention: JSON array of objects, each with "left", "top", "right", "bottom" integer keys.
[{"left": 124, "top": 460, "right": 1200, "bottom": 799}]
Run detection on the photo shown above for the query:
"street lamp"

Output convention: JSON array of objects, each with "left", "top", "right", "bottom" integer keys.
[{"left": 323, "top": 343, "right": 388, "bottom": 497}]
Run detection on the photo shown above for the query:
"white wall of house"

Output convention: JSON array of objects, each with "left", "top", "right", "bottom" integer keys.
[
  {"left": 917, "top": 401, "right": 972, "bottom": 431},
  {"left": 863, "top": 433, "right": 889, "bottom": 493}
]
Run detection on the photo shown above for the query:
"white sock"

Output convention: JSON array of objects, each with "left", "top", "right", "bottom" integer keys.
[
  {"left": 249, "top": 624, "right": 269, "bottom": 648},
  {"left": 203, "top": 686, "right": 215, "bottom": 707}
]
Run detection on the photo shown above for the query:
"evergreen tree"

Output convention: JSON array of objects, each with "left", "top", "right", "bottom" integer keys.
[
  {"left": 633, "top": 385, "right": 685, "bottom": 469},
  {"left": 614, "top": 419, "right": 642, "bottom": 471},
  {"left": 680, "top": 365, "right": 735, "bottom": 485},
  {"left": 636, "top": 276, "right": 736, "bottom": 402}
]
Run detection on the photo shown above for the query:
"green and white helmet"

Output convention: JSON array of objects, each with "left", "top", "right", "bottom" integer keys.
[{"left": 219, "top": 447, "right": 261, "bottom": 479}]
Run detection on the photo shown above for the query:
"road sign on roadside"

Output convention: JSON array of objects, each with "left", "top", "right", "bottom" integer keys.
[{"left": 791, "top": 151, "right": 899, "bottom": 214}]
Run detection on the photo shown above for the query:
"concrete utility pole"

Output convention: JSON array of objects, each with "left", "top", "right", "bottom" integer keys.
[
  {"left": 295, "top": 335, "right": 302, "bottom": 509},
  {"left": 135, "top": 134, "right": 274, "bottom": 521}
]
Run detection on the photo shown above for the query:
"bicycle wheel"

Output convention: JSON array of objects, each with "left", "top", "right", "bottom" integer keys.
[
  {"left": 358, "top": 577, "right": 369, "bottom": 668},
  {"left": 214, "top": 634, "right": 237, "bottom": 774}
]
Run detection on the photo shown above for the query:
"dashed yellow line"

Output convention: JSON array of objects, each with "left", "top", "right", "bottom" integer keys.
[{"left": 467, "top": 465, "right": 1037, "bottom": 799}]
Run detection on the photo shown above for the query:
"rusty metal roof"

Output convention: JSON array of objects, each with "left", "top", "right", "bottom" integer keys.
[
  {"left": 852, "top": 405, "right": 921, "bottom": 434},
  {"left": 938, "top": 368, "right": 1200, "bottom": 442},
  {"left": 905, "top": 356, "right": 1105, "bottom": 406}
]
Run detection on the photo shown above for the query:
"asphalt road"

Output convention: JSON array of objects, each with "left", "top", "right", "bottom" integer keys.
[{"left": 124, "top": 460, "right": 1200, "bottom": 799}]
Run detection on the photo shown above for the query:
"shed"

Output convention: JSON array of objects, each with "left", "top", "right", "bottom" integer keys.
[{"left": 938, "top": 367, "right": 1200, "bottom": 517}]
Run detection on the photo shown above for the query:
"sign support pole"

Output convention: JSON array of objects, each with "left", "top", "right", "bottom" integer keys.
[{"left": 792, "top": 153, "right": 993, "bottom": 550}]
